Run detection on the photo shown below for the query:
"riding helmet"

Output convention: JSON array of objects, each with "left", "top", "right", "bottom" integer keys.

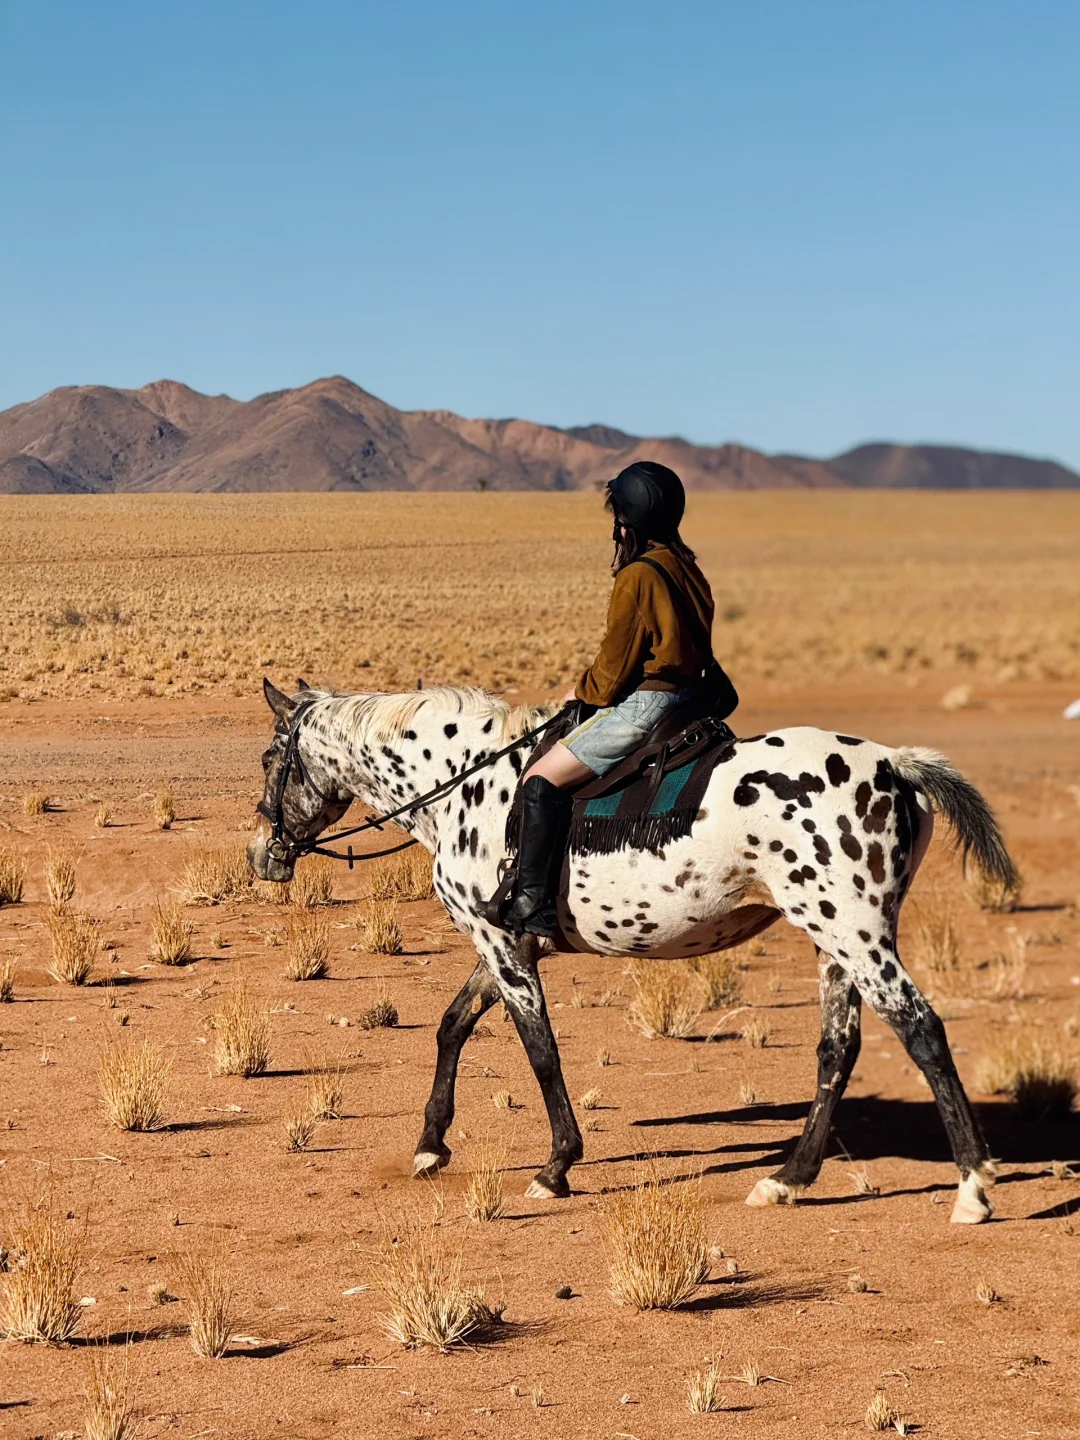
[{"left": 606, "top": 461, "right": 686, "bottom": 538}]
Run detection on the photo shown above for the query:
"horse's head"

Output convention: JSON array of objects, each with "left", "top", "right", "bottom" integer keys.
[{"left": 248, "top": 679, "right": 352, "bottom": 883}]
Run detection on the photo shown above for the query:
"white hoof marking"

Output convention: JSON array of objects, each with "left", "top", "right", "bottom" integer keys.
[
  {"left": 412, "top": 1151, "right": 448, "bottom": 1178},
  {"left": 745, "top": 1177, "right": 798, "bottom": 1208},
  {"left": 524, "top": 1178, "right": 559, "bottom": 1200}
]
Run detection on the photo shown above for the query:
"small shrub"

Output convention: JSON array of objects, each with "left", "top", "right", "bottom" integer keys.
[
  {"left": 849, "top": 1168, "right": 878, "bottom": 1196},
  {"left": 283, "top": 1107, "right": 317, "bottom": 1152},
  {"left": 22, "top": 790, "right": 48, "bottom": 816},
  {"left": 848, "top": 1273, "right": 869, "bottom": 1293},
  {"left": 46, "top": 910, "right": 98, "bottom": 985},
  {"left": 687, "top": 1359, "right": 725, "bottom": 1413},
  {"left": 179, "top": 846, "right": 254, "bottom": 905},
  {"left": 626, "top": 960, "right": 703, "bottom": 1039},
  {"left": 579, "top": 1087, "right": 603, "bottom": 1111},
  {"left": 150, "top": 902, "right": 194, "bottom": 965},
  {"left": 84, "top": 1344, "right": 134, "bottom": 1440},
  {"left": 289, "top": 856, "right": 335, "bottom": 908},
  {"left": 464, "top": 1142, "right": 506, "bottom": 1223},
  {"left": 491, "top": 1091, "right": 515, "bottom": 1110},
  {"left": 374, "top": 1205, "right": 501, "bottom": 1350},
  {"left": 974, "top": 1033, "right": 1077, "bottom": 1117},
  {"left": 741, "top": 1017, "right": 770, "bottom": 1049},
  {"left": 966, "top": 863, "right": 1022, "bottom": 913},
  {"left": 99, "top": 1040, "right": 171, "bottom": 1131},
  {"left": 307, "top": 1052, "right": 346, "bottom": 1119},
  {"left": 178, "top": 1252, "right": 235, "bottom": 1359},
  {"left": 358, "top": 899, "right": 403, "bottom": 955},
  {"left": 370, "top": 847, "right": 435, "bottom": 901},
  {"left": 43, "top": 847, "right": 77, "bottom": 911},
  {"left": 738, "top": 1078, "right": 757, "bottom": 1105},
  {"left": 865, "top": 1392, "right": 902, "bottom": 1432},
  {"left": 985, "top": 933, "right": 1027, "bottom": 1000},
  {"left": 686, "top": 950, "right": 743, "bottom": 1009},
  {"left": 94, "top": 804, "right": 111, "bottom": 829},
  {"left": 0, "top": 1194, "right": 83, "bottom": 1343},
  {"left": 0, "top": 847, "right": 27, "bottom": 905},
  {"left": 284, "top": 910, "right": 330, "bottom": 980},
  {"left": 214, "top": 986, "right": 272, "bottom": 1076},
  {"left": 153, "top": 786, "right": 175, "bottom": 830},
  {"left": 0, "top": 959, "right": 15, "bottom": 1002},
  {"left": 357, "top": 991, "right": 399, "bottom": 1029},
  {"left": 975, "top": 1278, "right": 1000, "bottom": 1305},
  {"left": 910, "top": 906, "right": 973, "bottom": 998},
  {"left": 603, "top": 1165, "right": 709, "bottom": 1310},
  {"left": 255, "top": 880, "right": 292, "bottom": 905}
]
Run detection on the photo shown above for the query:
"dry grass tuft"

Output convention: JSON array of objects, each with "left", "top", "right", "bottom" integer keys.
[
  {"left": 306, "top": 1052, "right": 346, "bottom": 1119},
  {"left": 0, "top": 847, "right": 27, "bottom": 905},
  {"left": 848, "top": 1272, "right": 869, "bottom": 1293},
  {"left": 1, "top": 1194, "right": 83, "bottom": 1343},
  {"left": 578, "top": 1087, "right": 603, "bottom": 1111},
  {"left": 284, "top": 910, "right": 330, "bottom": 980},
  {"left": 464, "top": 1141, "right": 506, "bottom": 1223},
  {"left": 179, "top": 845, "right": 254, "bottom": 905},
  {"left": 370, "top": 847, "right": 435, "bottom": 901},
  {"left": 686, "top": 950, "right": 743, "bottom": 1009},
  {"left": 849, "top": 1167, "right": 879, "bottom": 1196},
  {"left": 974, "top": 1032, "right": 1077, "bottom": 1117},
  {"left": 153, "top": 786, "right": 175, "bottom": 830},
  {"left": 213, "top": 986, "right": 272, "bottom": 1077},
  {"left": 94, "top": 803, "right": 112, "bottom": 829},
  {"left": 373, "top": 1205, "right": 502, "bottom": 1350},
  {"left": 43, "top": 846, "right": 77, "bottom": 911},
  {"left": 0, "top": 959, "right": 15, "bottom": 1002},
  {"left": 738, "top": 1077, "right": 757, "bottom": 1106},
  {"left": 686, "top": 1359, "right": 725, "bottom": 1413},
  {"left": 741, "top": 1016, "right": 770, "bottom": 1049},
  {"left": 46, "top": 909, "right": 98, "bottom": 985},
  {"left": 975, "top": 1277, "right": 1001, "bottom": 1305},
  {"left": 150, "top": 901, "right": 194, "bottom": 965},
  {"left": 603, "top": 1165, "right": 710, "bottom": 1310},
  {"left": 283, "top": 1107, "right": 317, "bottom": 1152},
  {"left": 910, "top": 906, "right": 973, "bottom": 998},
  {"left": 83, "top": 1345, "right": 135, "bottom": 1440},
  {"left": 358, "top": 899, "right": 403, "bottom": 955},
  {"left": 178, "top": 1252, "right": 235, "bottom": 1359},
  {"left": 99, "top": 1040, "right": 171, "bottom": 1131},
  {"left": 626, "top": 960, "right": 703, "bottom": 1040},
  {"left": 865, "top": 1391, "right": 904, "bottom": 1432},
  {"left": 985, "top": 933, "right": 1027, "bottom": 1000},
  {"left": 357, "top": 990, "right": 399, "bottom": 1029},
  {"left": 966, "top": 863, "right": 1023, "bottom": 913},
  {"left": 22, "top": 790, "right": 48, "bottom": 816},
  {"left": 288, "top": 856, "right": 335, "bottom": 908}
]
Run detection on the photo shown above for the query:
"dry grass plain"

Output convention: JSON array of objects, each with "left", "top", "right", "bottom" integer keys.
[{"left": 0, "top": 492, "right": 1079, "bottom": 1440}]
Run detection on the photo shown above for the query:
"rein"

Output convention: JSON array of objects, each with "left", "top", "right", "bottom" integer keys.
[{"left": 258, "top": 700, "right": 569, "bottom": 869}]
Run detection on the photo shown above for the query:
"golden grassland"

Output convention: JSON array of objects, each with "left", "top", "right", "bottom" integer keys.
[{"left": 0, "top": 491, "right": 1078, "bottom": 702}]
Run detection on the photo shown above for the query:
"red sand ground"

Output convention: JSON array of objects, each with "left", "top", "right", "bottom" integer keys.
[{"left": 1, "top": 679, "right": 1078, "bottom": 1440}]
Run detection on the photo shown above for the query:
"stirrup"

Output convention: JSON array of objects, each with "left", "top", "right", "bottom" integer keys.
[{"left": 481, "top": 866, "right": 517, "bottom": 930}]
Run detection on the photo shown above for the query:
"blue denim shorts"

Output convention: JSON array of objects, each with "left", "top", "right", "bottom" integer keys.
[{"left": 565, "top": 687, "right": 698, "bottom": 777}]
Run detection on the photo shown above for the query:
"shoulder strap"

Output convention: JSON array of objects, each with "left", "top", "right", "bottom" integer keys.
[{"left": 632, "top": 555, "right": 714, "bottom": 662}]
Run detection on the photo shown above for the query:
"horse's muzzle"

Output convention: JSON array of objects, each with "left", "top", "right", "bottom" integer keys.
[{"left": 247, "top": 830, "right": 295, "bottom": 885}]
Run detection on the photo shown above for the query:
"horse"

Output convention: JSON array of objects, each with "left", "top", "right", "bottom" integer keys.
[{"left": 247, "top": 679, "right": 1017, "bottom": 1224}]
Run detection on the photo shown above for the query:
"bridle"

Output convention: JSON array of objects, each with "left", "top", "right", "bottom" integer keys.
[{"left": 256, "top": 697, "right": 570, "bottom": 869}]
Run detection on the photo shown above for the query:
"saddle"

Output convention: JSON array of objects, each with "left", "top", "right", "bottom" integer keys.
[{"left": 506, "top": 694, "right": 736, "bottom": 860}]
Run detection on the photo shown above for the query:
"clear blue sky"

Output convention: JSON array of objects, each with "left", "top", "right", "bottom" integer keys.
[{"left": 3, "top": 2, "right": 1079, "bottom": 464}]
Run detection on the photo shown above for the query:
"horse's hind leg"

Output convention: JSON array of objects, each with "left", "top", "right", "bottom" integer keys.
[
  {"left": 746, "top": 953, "right": 861, "bottom": 1208},
  {"left": 413, "top": 962, "right": 500, "bottom": 1177}
]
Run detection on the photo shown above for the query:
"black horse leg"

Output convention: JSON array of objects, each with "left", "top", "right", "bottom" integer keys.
[
  {"left": 412, "top": 962, "right": 500, "bottom": 1176},
  {"left": 748, "top": 955, "right": 861, "bottom": 1205}
]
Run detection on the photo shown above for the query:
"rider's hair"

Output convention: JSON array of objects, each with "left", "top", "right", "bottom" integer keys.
[{"left": 606, "top": 494, "right": 697, "bottom": 574}]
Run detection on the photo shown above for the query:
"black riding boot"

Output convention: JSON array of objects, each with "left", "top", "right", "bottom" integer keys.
[{"left": 492, "top": 776, "right": 572, "bottom": 939}]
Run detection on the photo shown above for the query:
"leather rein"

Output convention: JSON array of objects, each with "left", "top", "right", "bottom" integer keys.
[{"left": 256, "top": 699, "right": 569, "bottom": 870}]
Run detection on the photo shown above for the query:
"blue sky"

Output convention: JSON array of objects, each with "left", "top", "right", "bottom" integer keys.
[{"left": 3, "top": 2, "right": 1079, "bottom": 463}]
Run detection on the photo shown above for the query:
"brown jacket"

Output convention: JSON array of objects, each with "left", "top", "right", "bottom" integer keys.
[{"left": 575, "top": 544, "right": 715, "bottom": 708}]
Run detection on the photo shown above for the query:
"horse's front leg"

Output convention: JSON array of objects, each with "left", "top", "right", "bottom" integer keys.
[
  {"left": 412, "top": 962, "right": 500, "bottom": 1177},
  {"left": 481, "top": 931, "right": 583, "bottom": 1199}
]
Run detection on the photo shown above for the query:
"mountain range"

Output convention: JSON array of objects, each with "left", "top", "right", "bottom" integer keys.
[{"left": 1, "top": 376, "right": 1077, "bottom": 494}]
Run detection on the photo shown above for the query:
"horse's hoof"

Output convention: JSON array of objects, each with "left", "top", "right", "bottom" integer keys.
[
  {"left": 412, "top": 1150, "right": 449, "bottom": 1178},
  {"left": 950, "top": 1168, "right": 994, "bottom": 1224},
  {"left": 525, "top": 1176, "right": 569, "bottom": 1200},
  {"left": 745, "top": 1176, "right": 798, "bottom": 1208}
]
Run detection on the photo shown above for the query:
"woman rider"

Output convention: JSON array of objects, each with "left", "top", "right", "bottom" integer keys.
[{"left": 489, "top": 459, "right": 730, "bottom": 939}]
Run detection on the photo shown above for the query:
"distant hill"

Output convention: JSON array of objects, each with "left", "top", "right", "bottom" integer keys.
[{"left": 0, "top": 376, "right": 1076, "bottom": 494}]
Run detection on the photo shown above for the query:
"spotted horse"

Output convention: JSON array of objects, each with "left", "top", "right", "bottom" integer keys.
[{"left": 248, "top": 680, "right": 1018, "bottom": 1224}]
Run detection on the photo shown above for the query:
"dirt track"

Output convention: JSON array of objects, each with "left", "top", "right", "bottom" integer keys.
[{"left": 1, "top": 678, "right": 1078, "bottom": 1440}]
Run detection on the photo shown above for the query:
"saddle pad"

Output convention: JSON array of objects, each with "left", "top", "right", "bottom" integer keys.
[{"left": 569, "top": 745, "right": 722, "bottom": 856}]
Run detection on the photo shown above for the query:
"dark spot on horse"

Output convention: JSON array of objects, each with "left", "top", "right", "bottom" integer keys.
[
  {"left": 867, "top": 842, "right": 886, "bottom": 884},
  {"left": 444, "top": 722, "right": 458, "bottom": 738},
  {"left": 746, "top": 834, "right": 760, "bottom": 846},
  {"left": 743, "top": 851, "right": 758, "bottom": 860},
  {"left": 788, "top": 869, "right": 805, "bottom": 885},
  {"left": 854, "top": 781, "right": 872, "bottom": 818},
  {"left": 825, "top": 753, "right": 851, "bottom": 787},
  {"left": 422, "top": 748, "right": 431, "bottom": 761},
  {"left": 807, "top": 922, "right": 821, "bottom": 932},
  {"left": 858, "top": 929, "right": 871, "bottom": 942},
  {"left": 873, "top": 759, "right": 894, "bottom": 793},
  {"left": 819, "top": 900, "right": 836, "bottom": 919},
  {"left": 783, "top": 848, "right": 797, "bottom": 863},
  {"left": 813, "top": 835, "right": 832, "bottom": 867},
  {"left": 840, "top": 831, "right": 862, "bottom": 862},
  {"left": 769, "top": 840, "right": 783, "bottom": 852},
  {"left": 766, "top": 735, "right": 785, "bottom": 746},
  {"left": 482, "top": 717, "right": 493, "bottom": 734},
  {"left": 474, "top": 778, "right": 485, "bottom": 807},
  {"left": 801, "top": 818, "right": 816, "bottom": 833},
  {"left": 600, "top": 904, "right": 612, "bottom": 912},
  {"left": 468, "top": 828, "right": 478, "bottom": 857},
  {"left": 499, "top": 788, "right": 509, "bottom": 805},
  {"left": 881, "top": 961, "right": 897, "bottom": 983},
  {"left": 836, "top": 735, "right": 863, "bottom": 746},
  {"left": 734, "top": 780, "right": 760, "bottom": 806},
  {"left": 869, "top": 948, "right": 881, "bottom": 964},
  {"left": 458, "top": 827, "right": 468, "bottom": 852},
  {"left": 696, "top": 807, "right": 709, "bottom": 820},
  {"left": 604, "top": 920, "right": 618, "bottom": 930},
  {"left": 863, "top": 793, "right": 892, "bottom": 834},
  {"left": 639, "top": 922, "right": 658, "bottom": 934}
]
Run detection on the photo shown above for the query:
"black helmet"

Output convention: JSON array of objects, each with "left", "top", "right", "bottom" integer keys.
[{"left": 606, "top": 461, "right": 685, "bottom": 538}]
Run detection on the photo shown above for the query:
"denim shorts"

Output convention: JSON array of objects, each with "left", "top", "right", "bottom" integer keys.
[{"left": 565, "top": 687, "right": 698, "bottom": 777}]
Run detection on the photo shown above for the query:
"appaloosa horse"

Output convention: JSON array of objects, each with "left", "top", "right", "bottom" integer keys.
[{"left": 248, "top": 681, "right": 1017, "bottom": 1223}]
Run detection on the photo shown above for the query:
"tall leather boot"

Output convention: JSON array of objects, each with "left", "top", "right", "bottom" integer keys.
[{"left": 494, "top": 776, "right": 572, "bottom": 938}]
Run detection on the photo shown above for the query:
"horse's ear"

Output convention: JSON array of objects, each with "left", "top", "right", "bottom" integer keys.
[
  {"left": 297, "top": 677, "right": 311, "bottom": 693},
  {"left": 263, "top": 677, "right": 295, "bottom": 722}
]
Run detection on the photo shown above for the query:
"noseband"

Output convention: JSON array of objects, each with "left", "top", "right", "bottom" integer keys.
[{"left": 255, "top": 700, "right": 331, "bottom": 865}]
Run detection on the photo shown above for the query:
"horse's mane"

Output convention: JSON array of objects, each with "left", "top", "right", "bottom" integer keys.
[{"left": 327, "top": 686, "right": 554, "bottom": 748}]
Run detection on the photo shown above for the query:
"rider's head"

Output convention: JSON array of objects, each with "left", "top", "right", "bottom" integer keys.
[{"left": 605, "top": 461, "right": 693, "bottom": 571}]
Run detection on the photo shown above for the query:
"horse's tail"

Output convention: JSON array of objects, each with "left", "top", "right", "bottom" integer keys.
[{"left": 890, "top": 746, "right": 1018, "bottom": 892}]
